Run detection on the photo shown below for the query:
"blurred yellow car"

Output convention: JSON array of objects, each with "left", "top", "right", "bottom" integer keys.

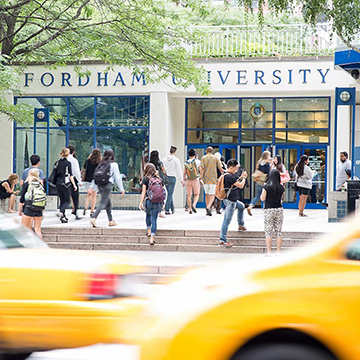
[
  {"left": 0, "top": 217, "right": 145, "bottom": 360},
  {"left": 137, "top": 222, "right": 360, "bottom": 360}
]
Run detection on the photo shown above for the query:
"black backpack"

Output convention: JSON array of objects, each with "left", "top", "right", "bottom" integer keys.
[{"left": 94, "top": 161, "right": 111, "bottom": 185}]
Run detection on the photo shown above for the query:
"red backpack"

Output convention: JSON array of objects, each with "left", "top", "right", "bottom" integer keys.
[{"left": 147, "top": 177, "right": 165, "bottom": 203}]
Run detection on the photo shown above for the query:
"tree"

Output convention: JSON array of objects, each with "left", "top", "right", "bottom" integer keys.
[{"left": 0, "top": 0, "right": 210, "bottom": 124}]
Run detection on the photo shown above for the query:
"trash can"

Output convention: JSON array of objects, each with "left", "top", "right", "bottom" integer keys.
[{"left": 347, "top": 180, "right": 360, "bottom": 214}]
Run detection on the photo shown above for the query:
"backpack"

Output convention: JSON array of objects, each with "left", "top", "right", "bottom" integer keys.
[
  {"left": 215, "top": 174, "right": 233, "bottom": 200},
  {"left": 147, "top": 177, "right": 165, "bottom": 203},
  {"left": 184, "top": 160, "right": 199, "bottom": 181},
  {"left": 94, "top": 162, "right": 111, "bottom": 185},
  {"left": 25, "top": 181, "right": 47, "bottom": 211}
]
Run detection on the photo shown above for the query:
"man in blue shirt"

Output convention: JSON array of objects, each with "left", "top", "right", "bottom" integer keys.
[{"left": 20, "top": 154, "right": 45, "bottom": 186}]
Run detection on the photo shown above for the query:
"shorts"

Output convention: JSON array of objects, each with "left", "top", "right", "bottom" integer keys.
[
  {"left": 23, "top": 207, "right": 43, "bottom": 217},
  {"left": 297, "top": 186, "right": 310, "bottom": 196},
  {"left": 264, "top": 208, "right": 283, "bottom": 238},
  {"left": 203, "top": 184, "right": 216, "bottom": 195},
  {"left": 186, "top": 179, "right": 200, "bottom": 196},
  {"left": 81, "top": 181, "right": 98, "bottom": 192}
]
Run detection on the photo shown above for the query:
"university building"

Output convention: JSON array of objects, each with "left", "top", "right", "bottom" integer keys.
[{"left": 1, "top": 28, "right": 359, "bottom": 209}]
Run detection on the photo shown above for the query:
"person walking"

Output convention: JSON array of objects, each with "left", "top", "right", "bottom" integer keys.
[
  {"left": 336, "top": 151, "right": 351, "bottom": 190},
  {"left": 82, "top": 148, "right": 102, "bottom": 217},
  {"left": 53, "top": 148, "right": 77, "bottom": 223},
  {"left": 67, "top": 145, "right": 82, "bottom": 220},
  {"left": 90, "top": 149, "right": 125, "bottom": 228},
  {"left": 260, "top": 169, "right": 285, "bottom": 255},
  {"left": 162, "top": 146, "right": 183, "bottom": 215},
  {"left": 139, "top": 163, "right": 165, "bottom": 245},
  {"left": 200, "top": 146, "right": 224, "bottom": 216},
  {"left": 20, "top": 154, "right": 45, "bottom": 186},
  {"left": 0, "top": 174, "right": 19, "bottom": 213},
  {"left": 295, "top": 155, "right": 314, "bottom": 217},
  {"left": 247, "top": 150, "right": 271, "bottom": 216},
  {"left": 149, "top": 150, "right": 167, "bottom": 217},
  {"left": 19, "top": 169, "right": 46, "bottom": 239},
  {"left": 272, "top": 155, "right": 286, "bottom": 173},
  {"left": 219, "top": 159, "right": 248, "bottom": 248},
  {"left": 183, "top": 148, "right": 201, "bottom": 214}
]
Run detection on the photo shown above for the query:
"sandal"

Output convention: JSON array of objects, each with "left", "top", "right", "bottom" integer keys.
[
  {"left": 90, "top": 211, "right": 94, "bottom": 217},
  {"left": 299, "top": 213, "right": 308, "bottom": 217}
]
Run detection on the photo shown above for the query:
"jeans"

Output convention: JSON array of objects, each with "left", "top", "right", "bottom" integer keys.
[
  {"left": 56, "top": 185, "right": 71, "bottom": 215},
  {"left": 220, "top": 199, "right": 245, "bottom": 242},
  {"left": 146, "top": 200, "right": 160, "bottom": 236},
  {"left": 250, "top": 183, "right": 263, "bottom": 207},
  {"left": 93, "top": 183, "right": 113, "bottom": 221},
  {"left": 165, "top": 176, "right": 176, "bottom": 212}
]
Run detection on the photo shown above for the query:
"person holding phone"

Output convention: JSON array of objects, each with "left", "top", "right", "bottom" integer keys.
[{"left": 219, "top": 159, "right": 248, "bottom": 248}]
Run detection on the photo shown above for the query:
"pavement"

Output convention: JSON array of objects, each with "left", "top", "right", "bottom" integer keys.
[{"left": 37, "top": 207, "right": 344, "bottom": 233}]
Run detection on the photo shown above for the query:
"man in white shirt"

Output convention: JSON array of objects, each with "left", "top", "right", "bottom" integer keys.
[
  {"left": 336, "top": 151, "right": 352, "bottom": 190},
  {"left": 67, "top": 145, "right": 82, "bottom": 220},
  {"left": 162, "top": 146, "right": 184, "bottom": 215}
]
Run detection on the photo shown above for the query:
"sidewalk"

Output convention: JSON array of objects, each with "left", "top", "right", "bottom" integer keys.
[{"left": 37, "top": 207, "right": 344, "bottom": 233}]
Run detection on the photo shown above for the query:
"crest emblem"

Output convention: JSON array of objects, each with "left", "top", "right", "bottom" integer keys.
[{"left": 250, "top": 102, "right": 266, "bottom": 121}]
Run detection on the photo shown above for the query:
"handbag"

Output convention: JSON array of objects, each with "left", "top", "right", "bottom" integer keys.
[
  {"left": 251, "top": 169, "right": 267, "bottom": 185},
  {"left": 81, "top": 160, "right": 87, "bottom": 182},
  {"left": 48, "top": 161, "right": 59, "bottom": 186},
  {"left": 280, "top": 171, "right": 291, "bottom": 184},
  {"left": 62, "top": 166, "right": 71, "bottom": 188}
]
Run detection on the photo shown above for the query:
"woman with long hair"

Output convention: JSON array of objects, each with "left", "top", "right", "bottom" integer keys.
[
  {"left": 295, "top": 155, "right": 313, "bottom": 217},
  {"left": 273, "top": 155, "right": 286, "bottom": 173},
  {"left": 248, "top": 150, "right": 271, "bottom": 216},
  {"left": 149, "top": 150, "right": 167, "bottom": 217},
  {"left": 139, "top": 163, "right": 164, "bottom": 245},
  {"left": 55, "top": 148, "right": 77, "bottom": 223},
  {"left": 90, "top": 149, "right": 124, "bottom": 228},
  {"left": 260, "top": 169, "right": 285, "bottom": 255},
  {"left": 19, "top": 169, "right": 45, "bottom": 238},
  {"left": 0, "top": 174, "right": 19, "bottom": 213},
  {"left": 82, "top": 148, "right": 102, "bottom": 217}
]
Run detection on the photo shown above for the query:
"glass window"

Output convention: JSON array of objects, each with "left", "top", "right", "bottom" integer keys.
[
  {"left": 275, "top": 130, "right": 329, "bottom": 143},
  {"left": 241, "top": 130, "right": 272, "bottom": 143},
  {"left": 96, "top": 97, "right": 149, "bottom": 127},
  {"left": 68, "top": 129, "right": 95, "bottom": 169},
  {"left": 187, "top": 99, "right": 239, "bottom": 129},
  {"left": 241, "top": 99, "right": 273, "bottom": 128},
  {"left": 187, "top": 130, "right": 238, "bottom": 144},
  {"left": 96, "top": 129, "right": 148, "bottom": 193},
  {"left": 69, "top": 97, "right": 94, "bottom": 127},
  {"left": 276, "top": 98, "right": 329, "bottom": 128},
  {"left": 15, "top": 128, "right": 35, "bottom": 178}
]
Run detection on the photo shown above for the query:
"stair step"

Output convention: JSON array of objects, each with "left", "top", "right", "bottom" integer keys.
[
  {"left": 47, "top": 242, "right": 297, "bottom": 254},
  {"left": 133, "top": 273, "right": 181, "bottom": 285}
]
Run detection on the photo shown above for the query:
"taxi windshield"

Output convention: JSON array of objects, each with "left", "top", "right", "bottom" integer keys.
[{"left": 0, "top": 220, "right": 47, "bottom": 249}]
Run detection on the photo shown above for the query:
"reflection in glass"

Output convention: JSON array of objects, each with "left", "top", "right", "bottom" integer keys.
[
  {"left": 187, "top": 130, "right": 238, "bottom": 144},
  {"left": 48, "top": 128, "right": 67, "bottom": 169},
  {"left": 241, "top": 130, "right": 272, "bottom": 143},
  {"left": 68, "top": 129, "right": 95, "bottom": 170},
  {"left": 69, "top": 97, "right": 94, "bottom": 127},
  {"left": 96, "top": 97, "right": 149, "bottom": 127},
  {"left": 96, "top": 129, "right": 148, "bottom": 192},
  {"left": 276, "top": 98, "right": 329, "bottom": 128},
  {"left": 15, "top": 128, "right": 34, "bottom": 178},
  {"left": 275, "top": 131, "right": 328, "bottom": 143},
  {"left": 187, "top": 99, "right": 239, "bottom": 129}
]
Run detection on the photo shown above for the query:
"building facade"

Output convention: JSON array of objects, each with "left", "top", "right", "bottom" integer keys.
[{"left": 0, "top": 58, "right": 357, "bottom": 208}]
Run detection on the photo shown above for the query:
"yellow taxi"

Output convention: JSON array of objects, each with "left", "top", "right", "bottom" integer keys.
[
  {"left": 0, "top": 217, "right": 145, "bottom": 360},
  {"left": 137, "top": 222, "right": 360, "bottom": 360}
]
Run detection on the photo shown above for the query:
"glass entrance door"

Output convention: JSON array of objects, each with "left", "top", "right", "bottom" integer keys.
[
  {"left": 275, "top": 145, "right": 327, "bottom": 209},
  {"left": 188, "top": 144, "right": 237, "bottom": 208}
]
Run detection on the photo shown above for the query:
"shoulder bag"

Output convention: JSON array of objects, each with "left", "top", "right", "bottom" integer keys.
[{"left": 48, "top": 161, "right": 59, "bottom": 186}]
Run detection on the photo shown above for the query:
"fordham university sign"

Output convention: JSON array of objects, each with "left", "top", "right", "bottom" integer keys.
[{"left": 23, "top": 68, "right": 331, "bottom": 88}]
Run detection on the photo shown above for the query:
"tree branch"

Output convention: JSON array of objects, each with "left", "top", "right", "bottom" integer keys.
[{"left": 1, "top": 0, "right": 32, "bottom": 11}]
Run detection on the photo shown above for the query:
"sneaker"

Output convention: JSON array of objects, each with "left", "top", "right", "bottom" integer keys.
[
  {"left": 223, "top": 242, "right": 233, "bottom": 248},
  {"left": 218, "top": 240, "right": 225, "bottom": 246},
  {"left": 216, "top": 210, "right": 221, "bottom": 214},
  {"left": 238, "top": 225, "right": 247, "bottom": 231},
  {"left": 108, "top": 220, "right": 118, "bottom": 226},
  {"left": 165, "top": 211, "right": 171, "bottom": 215}
]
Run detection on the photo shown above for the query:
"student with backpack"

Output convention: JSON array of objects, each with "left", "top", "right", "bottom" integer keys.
[
  {"left": 218, "top": 159, "right": 248, "bottom": 248},
  {"left": 183, "top": 148, "right": 201, "bottom": 214},
  {"left": 90, "top": 149, "right": 125, "bottom": 228},
  {"left": 19, "top": 169, "right": 46, "bottom": 238},
  {"left": 139, "top": 163, "right": 165, "bottom": 245}
]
